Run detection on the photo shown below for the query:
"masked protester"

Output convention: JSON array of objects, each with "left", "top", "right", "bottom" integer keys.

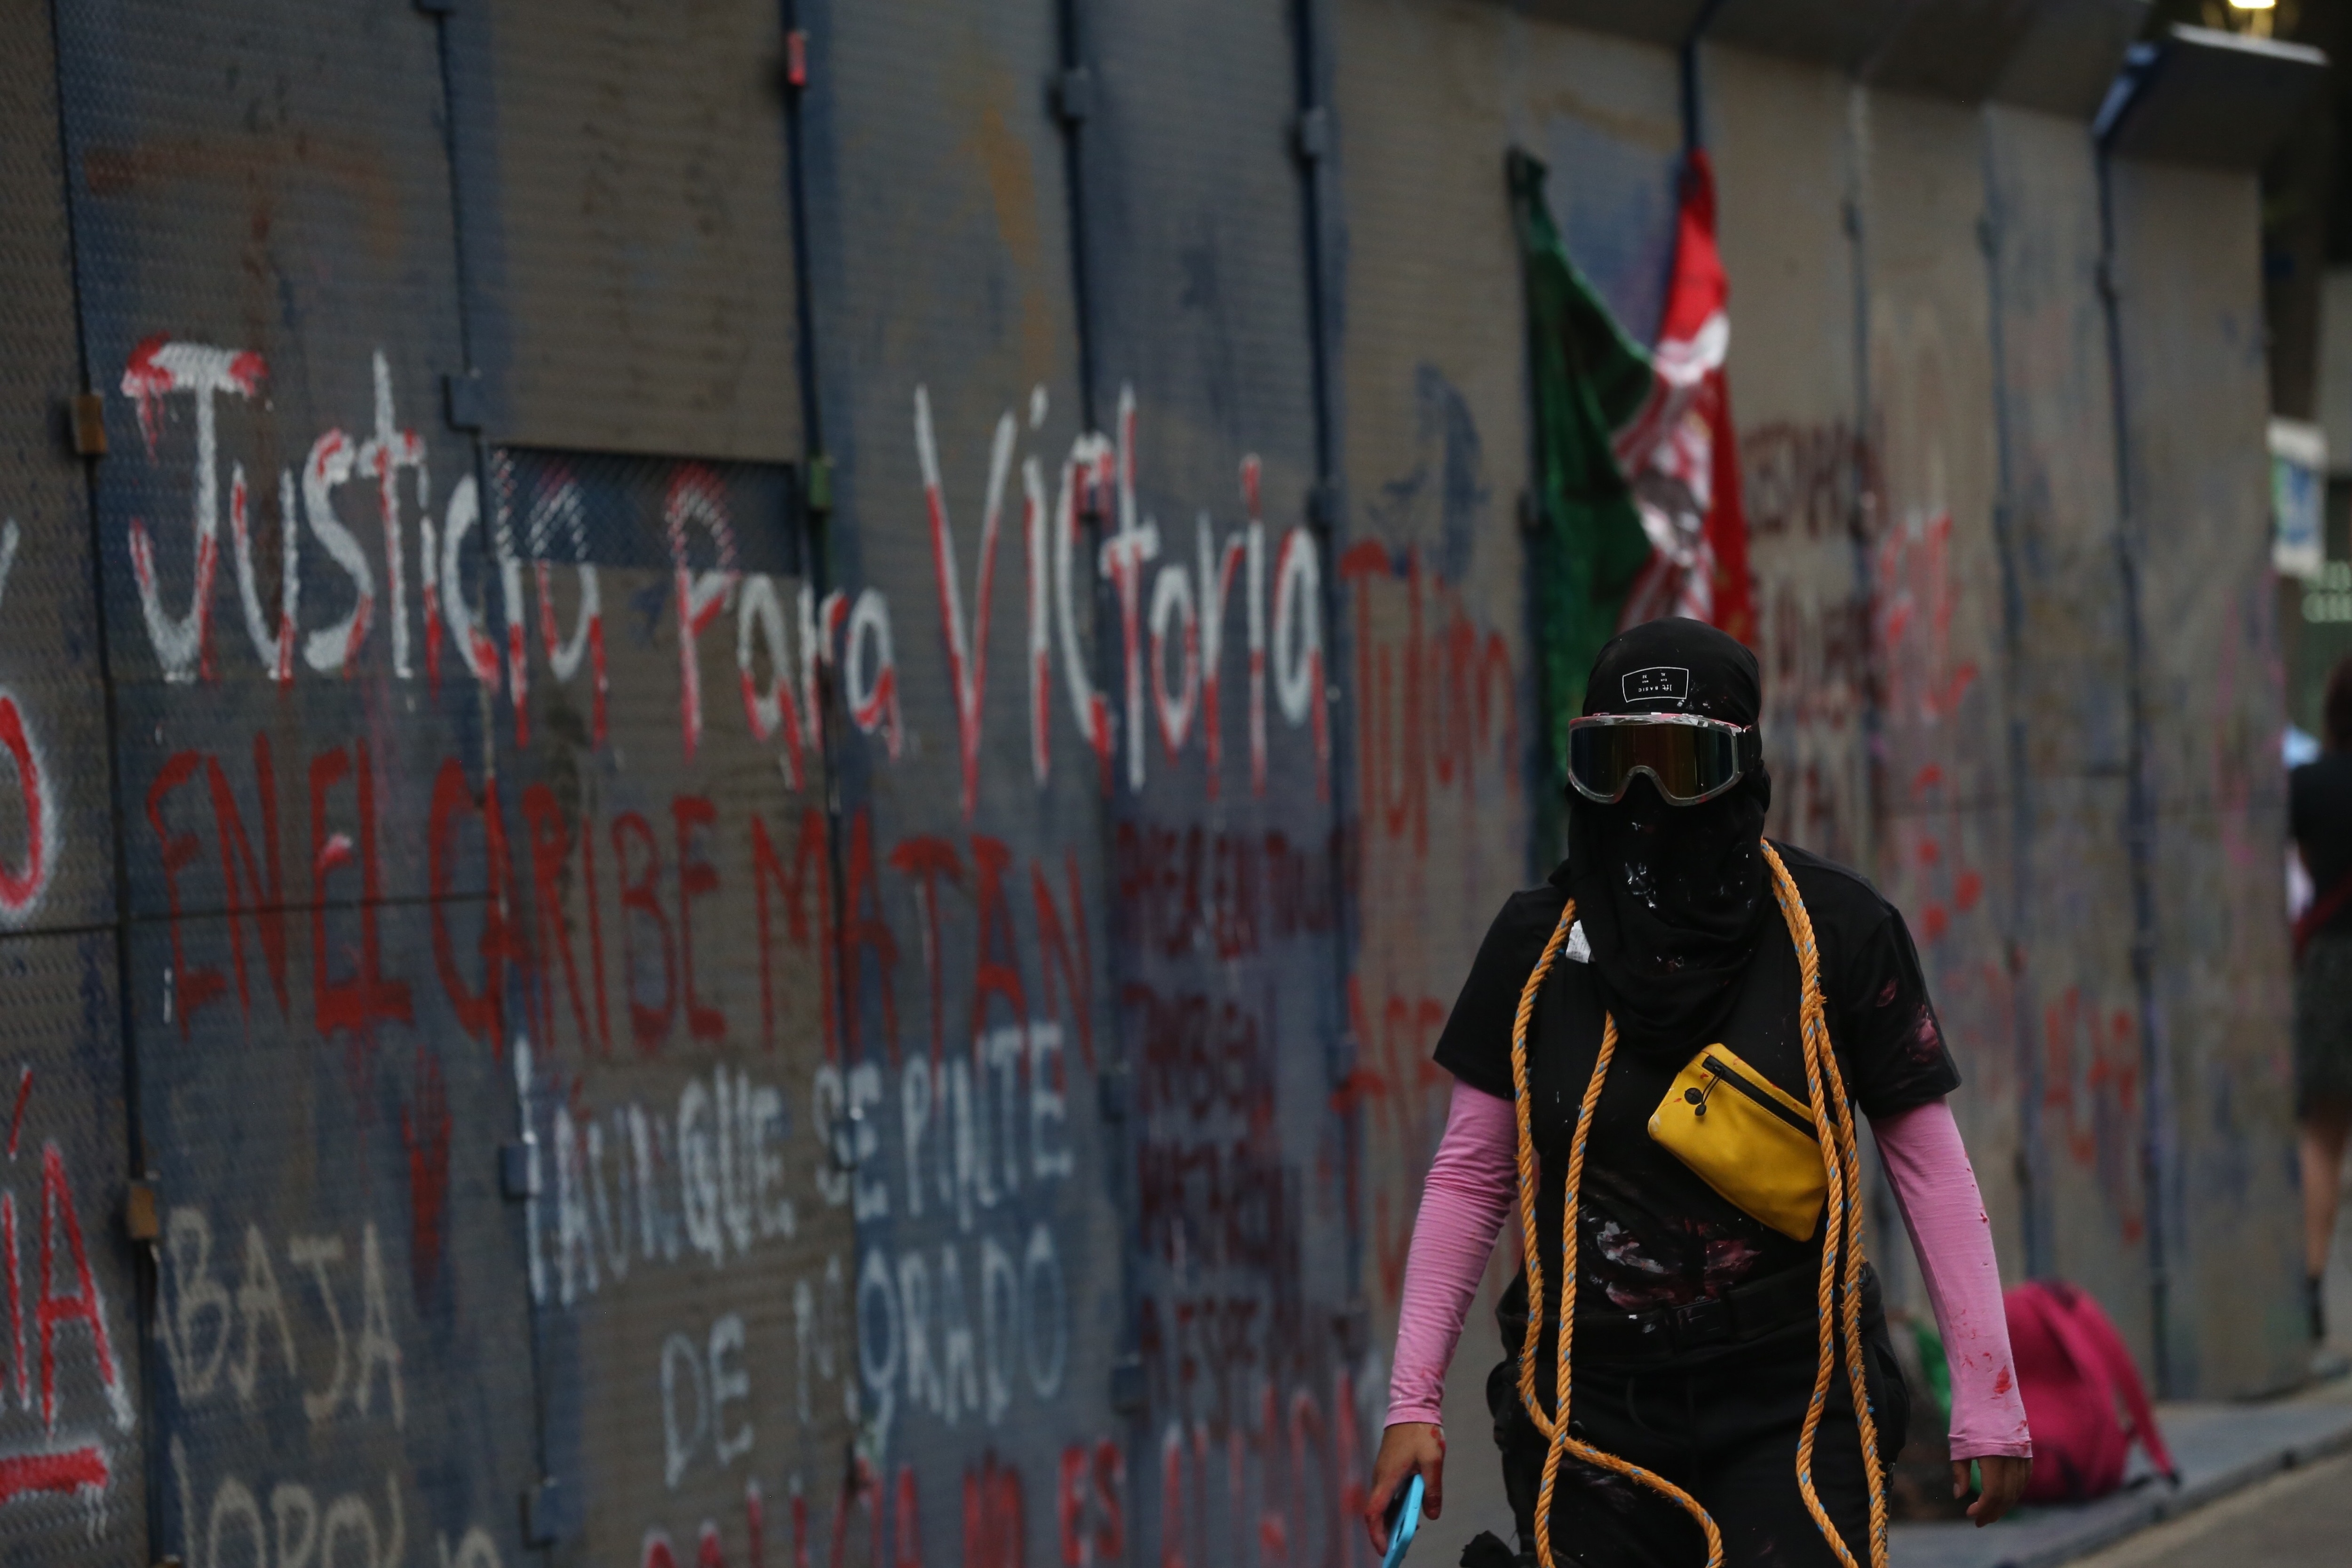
[{"left": 1363, "top": 623, "right": 2030, "bottom": 1568}]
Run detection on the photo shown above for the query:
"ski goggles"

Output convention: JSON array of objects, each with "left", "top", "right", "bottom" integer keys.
[{"left": 1565, "top": 713, "right": 1762, "bottom": 806}]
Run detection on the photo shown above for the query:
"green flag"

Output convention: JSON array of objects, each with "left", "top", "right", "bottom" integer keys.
[{"left": 1509, "top": 150, "right": 1657, "bottom": 785}]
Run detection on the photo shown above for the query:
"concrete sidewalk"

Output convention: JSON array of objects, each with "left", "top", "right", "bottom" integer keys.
[{"left": 1890, "top": 1377, "right": 2352, "bottom": 1568}]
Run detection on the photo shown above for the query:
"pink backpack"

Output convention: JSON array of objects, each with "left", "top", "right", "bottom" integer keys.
[{"left": 2004, "top": 1280, "right": 2176, "bottom": 1502}]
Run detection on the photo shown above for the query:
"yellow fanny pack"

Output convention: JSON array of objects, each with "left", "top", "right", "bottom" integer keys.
[{"left": 1646, "top": 1043, "right": 1826, "bottom": 1241}]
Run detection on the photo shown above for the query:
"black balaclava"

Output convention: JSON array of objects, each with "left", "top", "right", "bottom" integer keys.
[{"left": 1566, "top": 620, "right": 1772, "bottom": 1059}]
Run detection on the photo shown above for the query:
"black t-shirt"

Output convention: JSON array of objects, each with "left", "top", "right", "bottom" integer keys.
[
  {"left": 2291, "top": 752, "right": 2352, "bottom": 940},
  {"left": 1433, "top": 841, "right": 1960, "bottom": 1315}
]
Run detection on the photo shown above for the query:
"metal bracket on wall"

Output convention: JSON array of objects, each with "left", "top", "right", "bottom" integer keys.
[
  {"left": 1306, "top": 479, "right": 1341, "bottom": 536},
  {"left": 803, "top": 452, "right": 835, "bottom": 517},
  {"left": 1108, "top": 1354, "right": 1146, "bottom": 1416},
  {"left": 122, "top": 1181, "right": 159, "bottom": 1243},
  {"left": 522, "top": 1477, "right": 563, "bottom": 1546},
  {"left": 1096, "top": 1063, "right": 1130, "bottom": 1123},
  {"left": 70, "top": 393, "right": 106, "bottom": 458},
  {"left": 1294, "top": 106, "right": 1330, "bottom": 163},
  {"left": 441, "top": 371, "right": 484, "bottom": 433},
  {"left": 1052, "top": 67, "right": 1093, "bottom": 127},
  {"left": 498, "top": 1138, "right": 539, "bottom": 1201}
]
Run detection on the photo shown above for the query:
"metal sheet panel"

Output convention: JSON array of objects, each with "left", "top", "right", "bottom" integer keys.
[
  {"left": 483, "top": 447, "right": 853, "bottom": 1566},
  {"left": 458, "top": 0, "right": 803, "bottom": 462},
  {"left": 129, "top": 901, "right": 540, "bottom": 1566},
  {"left": 0, "top": 930, "right": 144, "bottom": 1566},
  {"left": 1704, "top": 46, "right": 1875, "bottom": 872},
  {"left": 1082, "top": 0, "right": 1360, "bottom": 1560},
  {"left": 1331, "top": 3, "right": 1674, "bottom": 1559},
  {"left": 0, "top": 0, "right": 114, "bottom": 936},
  {"left": 1855, "top": 89, "right": 2026, "bottom": 1303},
  {"left": 0, "top": 69, "right": 143, "bottom": 1563},
  {"left": 50, "top": 0, "right": 544, "bottom": 1555},
  {"left": 55, "top": 0, "right": 495, "bottom": 915},
  {"left": 2106, "top": 157, "right": 2303, "bottom": 1397},
  {"left": 1982, "top": 103, "right": 2151, "bottom": 1355},
  {"left": 796, "top": 0, "right": 1128, "bottom": 1562}
]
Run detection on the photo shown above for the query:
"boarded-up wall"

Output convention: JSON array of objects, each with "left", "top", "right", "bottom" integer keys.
[
  {"left": 1854, "top": 83, "right": 2027, "bottom": 1309},
  {"left": 0, "top": 9, "right": 145, "bottom": 1562},
  {"left": 2107, "top": 153, "right": 2305, "bottom": 1396},
  {"left": 796, "top": 0, "right": 1130, "bottom": 1561},
  {"left": 53, "top": 0, "right": 541, "bottom": 1559},
  {"left": 1982, "top": 99, "right": 2153, "bottom": 1365},
  {"left": 1330, "top": 5, "right": 1680, "bottom": 1560},
  {"left": 1083, "top": 0, "right": 1361, "bottom": 1559},
  {"left": 0, "top": 7, "right": 2312, "bottom": 1568}
]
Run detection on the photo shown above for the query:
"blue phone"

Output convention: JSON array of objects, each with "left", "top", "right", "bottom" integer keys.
[{"left": 1382, "top": 1473, "right": 1424, "bottom": 1568}]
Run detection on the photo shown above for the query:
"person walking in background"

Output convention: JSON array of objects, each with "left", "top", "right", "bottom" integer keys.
[
  {"left": 2291, "top": 656, "right": 2352, "bottom": 1349},
  {"left": 1363, "top": 622, "right": 2028, "bottom": 1568}
]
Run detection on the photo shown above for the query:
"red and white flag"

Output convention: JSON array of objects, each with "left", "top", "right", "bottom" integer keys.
[{"left": 1609, "top": 151, "right": 1756, "bottom": 643}]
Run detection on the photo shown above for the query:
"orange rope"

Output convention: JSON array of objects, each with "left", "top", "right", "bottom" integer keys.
[
  {"left": 1505, "top": 851, "right": 1888, "bottom": 1568},
  {"left": 1764, "top": 842, "right": 1889, "bottom": 1568},
  {"left": 1510, "top": 906, "right": 1723, "bottom": 1568}
]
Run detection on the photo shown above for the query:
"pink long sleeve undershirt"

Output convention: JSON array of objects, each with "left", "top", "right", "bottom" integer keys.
[{"left": 1384, "top": 1082, "right": 2031, "bottom": 1460}]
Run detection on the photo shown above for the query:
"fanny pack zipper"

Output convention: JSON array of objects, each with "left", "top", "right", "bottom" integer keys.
[{"left": 1700, "top": 1054, "right": 1817, "bottom": 1139}]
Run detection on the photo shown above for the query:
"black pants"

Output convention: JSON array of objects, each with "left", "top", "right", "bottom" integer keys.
[{"left": 1487, "top": 1315, "right": 1909, "bottom": 1568}]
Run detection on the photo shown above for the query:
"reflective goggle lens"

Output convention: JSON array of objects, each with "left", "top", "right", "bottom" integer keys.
[{"left": 1566, "top": 717, "right": 1751, "bottom": 805}]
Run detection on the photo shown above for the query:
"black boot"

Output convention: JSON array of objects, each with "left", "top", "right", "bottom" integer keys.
[{"left": 1458, "top": 1530, "right": 1519, "bottom": 1568}]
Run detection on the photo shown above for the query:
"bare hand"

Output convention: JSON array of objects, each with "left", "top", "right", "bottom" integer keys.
[
  {"left": 1364, "top": 1422, "right": 1446, "bottom": 1554},
  {"left": 1955, "top": 1455, "right": 2031, "bottom": 1527}
]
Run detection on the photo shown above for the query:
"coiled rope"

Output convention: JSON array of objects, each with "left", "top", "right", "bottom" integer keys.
[{"left": 1508, "top": 843, "right": 1886, "bottom": 1568}]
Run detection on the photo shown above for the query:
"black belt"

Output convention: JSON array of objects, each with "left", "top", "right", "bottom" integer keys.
[{"left": 1509, "top": 1263, "right": 1881, "bottom": 1367}]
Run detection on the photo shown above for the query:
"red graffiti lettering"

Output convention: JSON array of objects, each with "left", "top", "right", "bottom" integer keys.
[
  {"left": 205, "top": 737, "right": 287, "bottom": 1018},
  {"left": 675, "top": 795, "right": 727, "bottom": 1042},
  {"left": 520, "top": 783, "right": 603, "bottom": 1056},
  {"left": 961, "top": 1451, "right": 1024, "bottom": 1568},
  {"left": 840, "top": 810, "right": 900, "bottom": 1066},
  {"left": 890, "top": 835, "right": 964, "bottom": 1067},
  {"left": 1032, "top": 853, "right": 1095, "bottom": 1070},
  {"left": 148, "top": 751, "right": 226, "bottom": 1034},
  {"left": 37, "top": 1143, "right": 117, "bottom": 1431},
  {"left": 309, "top": 743, "right": 413, "bottom": 1049},
  {"left": 612, "top": 811, "right": 676, "bottom": 1053},
  {"left": 429, "top": 759, "right": 509, "bottom": 1048},
  {"left": 970, "top": 836, "right": 1027, "bottom": 1040},
  {"left": 0, "top": 698, "right": 45, "bottom": 914},
  {"left": 751, "top": 807, "right": 836, "bottom": 1060},
  {"left": 894, "top": 1464, "right": 923, "bottom": 1568},
  {"left": 667, "top": 466, "right": 740, "bottom": 764},
  {"left": 0, "top": 1445, "right": 106, "bottom": 1506},
  {"left": 399, "top": 1046, "right": 451, "bottom": 1304}
]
